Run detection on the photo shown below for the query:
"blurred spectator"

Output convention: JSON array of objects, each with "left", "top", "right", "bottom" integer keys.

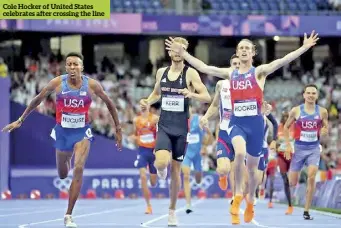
[{"left": 0, "top": 57, "right": 8, "bottom": 78}]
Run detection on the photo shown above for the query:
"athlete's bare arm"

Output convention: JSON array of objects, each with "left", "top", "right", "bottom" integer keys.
[
  {"left": 144, "top": 68, "right": 165, "bottom": 105},
  {"left": 21, "top": 77, "right": 61, "bottom": 121},
  {"left": 129, "top": 117, "right": 138, "bottom": 143},
  {"left": 204, "top": 80, "right": 222, "bottom": 120},
  {"left": 257, "top": 31, "right": 319, "bottom": 78},
  {"left": 90, "top": 79, "right": 121, "bottom": 130},
  {"left": 186, "top": 68, "right": 211, "bottom": 103},
  {"left": 320, "top": 107, "right": 329, "bottom": 136},
  {"left": 165, "top": 38, "right": 232, "bottom": 79},
  {"left": 2, "top": 77, "right": 61, "bottom": 132},
  {"left": 284, "top": 107, "right": 298, "bottom": 145},
  {"left": 90, "top": 79, "right": 122, "bottom": 149}
]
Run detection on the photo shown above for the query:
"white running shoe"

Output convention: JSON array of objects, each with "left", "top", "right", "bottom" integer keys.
[
  {"left": 168, "top": 209, "right": 178, "bottom": 227},
  {"left": 64, "top": 214, "right": 77, "bottom": 228},
  {"left": 157, "top": 167, "right": 168, "bottom": 180}
]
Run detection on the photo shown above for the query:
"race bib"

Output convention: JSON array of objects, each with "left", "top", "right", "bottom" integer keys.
[
  {"left": 299, "top": 131, "right": 318, "bottom": 142},
  {"left": 61, "top": 113, "right": 85, "bottom": 128},
  {"left": 233, "top": 101, "right": 258, "bottom": 117},
  {"left": 161, "top": 95, "right": 184, "bottom": 112},
  {"left": 187, "top": 133, "right": 200, "bottom": 144},
  {"left": 140, "top": 134, "right": 155, "bottom": 143}
]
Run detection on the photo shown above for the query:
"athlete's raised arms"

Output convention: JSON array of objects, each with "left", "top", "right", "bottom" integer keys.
[
  {"left": 256, "top": 31, "right": 319, "bottom": 78},
  {"left": 165, "top": 38, "right": 233, "bottom": 80}
]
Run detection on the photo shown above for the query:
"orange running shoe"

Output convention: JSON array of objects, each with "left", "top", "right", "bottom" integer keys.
[
  {"left": 231, "top": 214, "right": 240, "bottom": 225},
  {"left": 244, "top": 202, "right": 254, "bottom": 223},
  {"left": 145, "top": 205, "right": 152, "bottom": 214},
  {"left": 230, "top": 195, "right": 243, "bottom": 215},
  {"left": 268, "top": 202, "right": 273, "bottom": 208},
  {"left": 285, "top": 206, "right": 293, "bottom": 215},
  {"left": 218, "top": 176, "right": 228, "bottom": 190}
]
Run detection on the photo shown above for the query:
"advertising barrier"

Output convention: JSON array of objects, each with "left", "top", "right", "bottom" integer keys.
[
  {"left": 12, "top": 14, "right": 341, "bottom": 36},
  {"left": 10, "top": 169, "right": 224, "bottom": 198}
]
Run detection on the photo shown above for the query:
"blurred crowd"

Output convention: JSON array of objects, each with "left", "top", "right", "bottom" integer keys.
[{"left": 1, "top": 51, "right": 340, "bottom": 173}]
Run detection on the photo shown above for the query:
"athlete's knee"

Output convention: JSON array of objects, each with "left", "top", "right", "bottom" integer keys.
[
  {"left": 73, "top": 165, "right": 84, "bottom": 180},
  {"left": 217, "top": 160, "right": 230, "bottom": 175},
  {"left": 140, "top": 172, "right": 148, "bottom": 182},
  {"left": 154, "top": 150, "right": 170, "bottom": 170},
  {"left": 289, "top": 175, "right": 298, "bottom": 187}
]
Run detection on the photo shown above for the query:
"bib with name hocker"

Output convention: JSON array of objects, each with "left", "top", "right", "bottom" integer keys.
[{"left": 233, "top": 100, "right": 258, "bottom": 117}]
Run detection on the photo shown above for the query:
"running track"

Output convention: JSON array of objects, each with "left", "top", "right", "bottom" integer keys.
[{"left": 1, "top": 199, "right": 340, "bottom": 227}]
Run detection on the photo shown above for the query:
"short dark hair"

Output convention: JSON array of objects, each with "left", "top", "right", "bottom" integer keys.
[
  {"left": 230, "top": 54, "right": 238, "bottom": 62},
  {"left": 66, "top": 52, "right": 84, "bottom": 61},
  {"left": 303, "top": 84, "right": 318, "bottom": 93}
]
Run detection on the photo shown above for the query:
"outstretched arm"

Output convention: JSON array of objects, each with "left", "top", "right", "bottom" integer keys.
[
  {"left": 257, "top": 31, "right": 319, "bottom": 77},
  {"left": 165, "top": 38, "right": 232, "bottom": 79},
  {"left": 20, "top": 77, "right": 60, "bottom": 121}
]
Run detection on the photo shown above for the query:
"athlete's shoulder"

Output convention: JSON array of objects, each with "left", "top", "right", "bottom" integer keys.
[
  {"left": 318, "top": 106, "right": 328, "bottom": 115},
  {"left": 186, "top": 66, "right": 199, "bottom": 75},
  {"left": 50, "top": 76, "right": 63, "bottom": 86}
]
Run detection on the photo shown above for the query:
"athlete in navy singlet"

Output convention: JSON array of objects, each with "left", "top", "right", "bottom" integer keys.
[
  {"left": 140, "top": 37, "right": 211, "bottom": 226},
  {"left": 283, "top": 84, "right": 328, "bottom": 220},
  {"left": 166, "top": 31, "right": 319, "bottom": 224},
  {"left": 2, "top": 52, "right": 122, "bottom": 228}
]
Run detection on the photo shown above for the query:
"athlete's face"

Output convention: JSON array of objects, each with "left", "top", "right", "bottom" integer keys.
[
  {"left": 168, "top": 42, "right": 185, "bottom": 62},
  {"left": 303, "top": 87, "right": 318, "bottom": 103},
  {"left": 236, "top": 41, "right": 255, "bottom": 62},
  {"left": 65, "top": 56, "right": 83, "bottom": 80},
  {"left": 230, "top": 57, "right": 240, "bottom": 70}
]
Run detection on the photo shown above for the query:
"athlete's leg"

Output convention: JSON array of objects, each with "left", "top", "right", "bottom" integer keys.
[
  {"left": 278, "top": 155, "right": 293, "bottom": 214},
  {"left": 229, "top": 127, "right": 247, "bottom": 225},
  {"left": 303, "top": 148, "right": 320, "bottom": 219},
  {"left": 181, "top": 158, "right": 193, "bottom": 213},
  {"left": 216, "top": 158, "right": 231, "bottom": 189},
  {"left": 216, "top": 130, "right": 233, "bottom": 190},
  {"left": 167, "top": 134, "right": 187, "bottom": 226},
  {"left": 243, "top": 117, "right": 264, "bottom": 223},
  {"left": 267, "top": 169, "right": 275, "bottom": 208},
  {"left": 65, "top": 139, "right": 90, "bottom": 216},
  {"left": 229, "top": 161, "right": 235, "bottom": 196},
  {"left": 139, "top": 168, "right": 153, "bottom": 213},
  {"left": 154, "top": 128, "right": 172, "bottom": 179},
  {"left": 56, "top": 150, "right": 73, "bottom": 179}
]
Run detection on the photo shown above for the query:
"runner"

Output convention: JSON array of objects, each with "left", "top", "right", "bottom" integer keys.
[
  {"left": 284, "top": 84, "right": 328, "bottom": 220},
  {"left": 165, "top": 31, "right": 319, "bottom": 224},
  {"left": 2, "top": 52, "right": 122, "bottom": 228},
  {"left": 140, "top": 37, "right": 211, "bottom": 226}
]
